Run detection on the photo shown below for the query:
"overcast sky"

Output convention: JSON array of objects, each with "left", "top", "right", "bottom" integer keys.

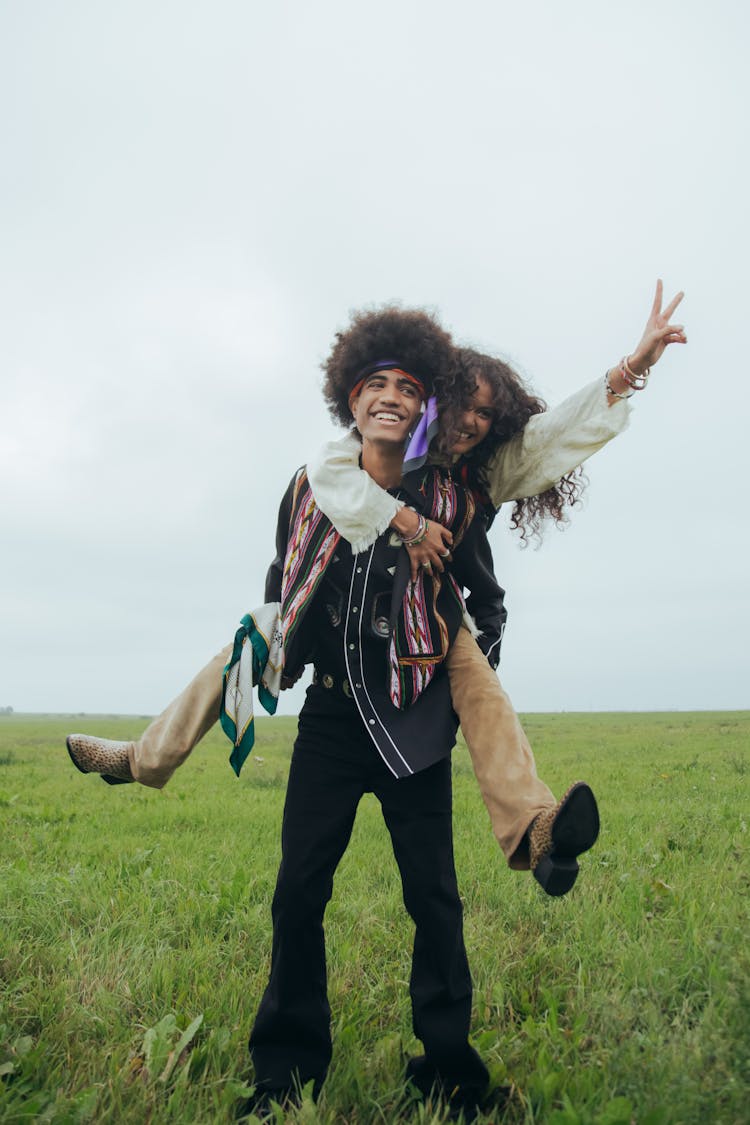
[{"left": 1, "top": 0, "right": 747, "bottom": 719}]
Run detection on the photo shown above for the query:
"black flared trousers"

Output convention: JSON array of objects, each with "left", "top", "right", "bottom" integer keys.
[{"left": 248, "top": 709, "right": 488, "bottom": 1096}]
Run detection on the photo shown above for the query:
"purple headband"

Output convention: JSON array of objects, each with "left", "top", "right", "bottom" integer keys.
[{"left": 348, "top": 359, "right": 427, "bottom": 401}]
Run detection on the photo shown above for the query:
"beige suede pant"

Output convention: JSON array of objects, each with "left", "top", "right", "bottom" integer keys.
[
  {"left": 128, "top": 629, "right": 555, "bottom": 868},
  {"left": 446, "top": 628, "right": 556, "bottom": 869},
  {"left": 129, "top": 645, "right": 232, "bottom": 789}
]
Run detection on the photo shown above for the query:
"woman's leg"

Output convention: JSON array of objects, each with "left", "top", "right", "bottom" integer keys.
[
  {"left": 447, "top": 629, "right": 600, "bottom": 894},
  {"left": 66, "top": 644, "right": 231, "bottom": 788},
  {"left": 447, "top": 627, "right": 555, "bottom": 868}
]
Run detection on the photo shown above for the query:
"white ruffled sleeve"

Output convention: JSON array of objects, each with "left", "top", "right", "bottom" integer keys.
[
  {"left": 484, "top": 377, "right": 633, "bottom": 509},
  {"left": 307, "top": 432, "right": 404, "bottom": 554}
]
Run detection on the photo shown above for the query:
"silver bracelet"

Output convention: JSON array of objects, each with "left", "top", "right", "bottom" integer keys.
[
  {"left": 402, "top": 512, "right": 428, "bottom": 547},
  {"left": 621, "top": 355, "right": 651, "bottom": 390}
]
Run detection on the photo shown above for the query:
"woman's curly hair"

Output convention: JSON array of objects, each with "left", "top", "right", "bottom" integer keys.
[
  {"left": 454, "top": 347, "right": 587, "bottom": 543},
  {"left": 321, "top": 304, "right": 460, "bottom": 439}
]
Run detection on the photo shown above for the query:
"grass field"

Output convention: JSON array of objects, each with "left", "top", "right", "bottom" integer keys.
[{"left": 0, "top": 711, "right": 747, "bottom": 1124}]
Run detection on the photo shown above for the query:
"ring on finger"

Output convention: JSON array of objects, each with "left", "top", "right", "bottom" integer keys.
[
  {"left": 422, "top": 561, "right": 432, "bottom": 572},
  {"left": 439, "top": 549, "right": 450, "bottom": 558}
]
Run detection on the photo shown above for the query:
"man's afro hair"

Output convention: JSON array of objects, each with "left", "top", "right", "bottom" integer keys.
[{"left": 321, "top": 305, "right": 459, "bottom": 434}]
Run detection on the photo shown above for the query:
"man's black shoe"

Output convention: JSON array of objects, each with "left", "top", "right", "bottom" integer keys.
[
  {"left": 406, "top": 1053, "right": 500, "bottom": 1122},
  {"left": 235, "top": 1086, "right": 297, "bottom": 1121}
]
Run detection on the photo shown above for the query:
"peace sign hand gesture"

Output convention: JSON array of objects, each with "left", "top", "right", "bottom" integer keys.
[{"left": 628, "top": 280, "right": 687, "bottom": 376}]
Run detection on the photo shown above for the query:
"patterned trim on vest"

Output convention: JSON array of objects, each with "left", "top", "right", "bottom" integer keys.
[
  {"left": 280, "top": 468, "right": 341, "bottom": 650},
  {"left": 388, "top": 471, "right": 476, "bottom": 710}
]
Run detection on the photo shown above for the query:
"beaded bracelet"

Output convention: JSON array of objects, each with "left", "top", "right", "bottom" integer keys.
[
  {"left": 605, "top": 370, "right": 634, "bottom": 400},
  {"left": 403, "top": 513, "right": 429, "bottom": 548}
]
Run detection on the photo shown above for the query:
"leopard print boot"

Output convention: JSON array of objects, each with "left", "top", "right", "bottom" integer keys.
[
  {"left": 528, "top": 781, "right": 600, "bottom": 897},
  {"left": 66, "top": 734, "right": 135, "bottom": 785}
]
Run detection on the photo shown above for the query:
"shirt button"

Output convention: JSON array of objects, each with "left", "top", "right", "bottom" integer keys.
[
  {"left": 355, "top": 682, "right": 361, "bottom": 689},
  {"left": 352, "top": 606, "right": 358, "bottom": 613},
  {"left": 368, "top": 718, "right": 375, "bottom": 725},
  {"left": 348, "top": 643, "right": 355, "bottom": 650},
  {"left": 356, "top": 567, "right": 362, "bottom": 573}
]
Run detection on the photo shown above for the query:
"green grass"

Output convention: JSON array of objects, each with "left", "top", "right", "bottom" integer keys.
[{"left": 0, "top": 712, "right": 747, "bottom": 1124}]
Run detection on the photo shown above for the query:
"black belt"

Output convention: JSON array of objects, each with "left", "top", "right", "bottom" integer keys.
[{"left": 312, "top": 669, "right": 353, "bottom": 698}]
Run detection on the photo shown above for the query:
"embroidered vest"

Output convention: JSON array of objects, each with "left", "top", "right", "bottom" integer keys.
[{"left": 280, "top": 467, "right": 476, "bottom": 709}]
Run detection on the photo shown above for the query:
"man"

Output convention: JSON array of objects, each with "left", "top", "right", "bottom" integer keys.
[{"left": 243, "top": 306, "right": 504, "bottom": 1119}]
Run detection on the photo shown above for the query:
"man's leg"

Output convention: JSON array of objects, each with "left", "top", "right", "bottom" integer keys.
[
  {"left": 248, "top": 740, "right": 364, "bottom": 1099},
  {"left": 66, "top": 644, "right": 231, "bottom": 788},
  {"left": 376, "top": 758, "right": 489, "bottom": 1113}
]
